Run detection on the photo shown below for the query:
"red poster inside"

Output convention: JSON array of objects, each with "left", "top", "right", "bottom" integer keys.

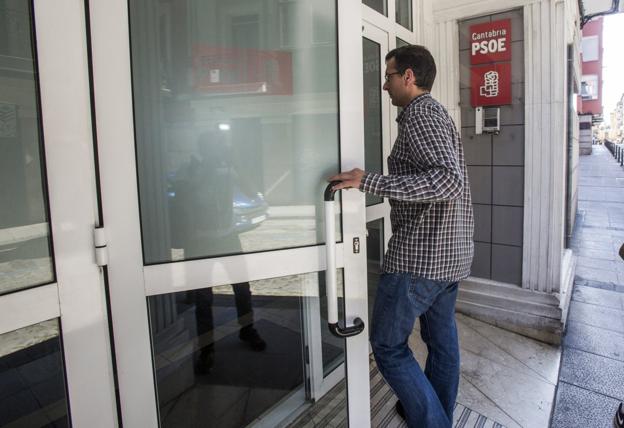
[
  {"left": 470, "top": 63, "right": 512, "bottom": 107},
  {"left": 469, "top": 19, "right": 512, "bottom": 65},
  {"left": 192, "top": 45, "right": 293, "bottom": 95}
]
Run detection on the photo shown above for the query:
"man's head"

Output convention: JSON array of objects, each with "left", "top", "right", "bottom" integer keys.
[{"left": 383, "top": 45, "right": 436, "bottom": 107}]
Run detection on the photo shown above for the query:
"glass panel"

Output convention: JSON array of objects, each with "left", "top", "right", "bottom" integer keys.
[
  {"left": 363, "top": 38, "right": 383, "bottom": 207},
  {"left": 319, "top": 271, "right": 345, "bottom": 377},
  {"left": 366, "top": 218, "right": 384, "bottom": 331},
  {"left": 0, "top": 0, "right": 54, "bottom": 295},
  {"left": 0, "top": 320, "right": 69, "bottom": 427},
  {"left": 363, "top": 0, "right": 387, "bottom": 16},
  {"left": 396, "top": 37, "right": 410, "bottom": 48},
  {"left": 312, "top": 0, "right": 335, "bottom": 45},
  {"left": 129, "top": 0, "right": 341, "bottom": 264},
  {"left": 148, "top": 270, "right": 345, "bottom": 427},
  {"left": 396, "top": 0, "right": 412, "bottom": 30}
]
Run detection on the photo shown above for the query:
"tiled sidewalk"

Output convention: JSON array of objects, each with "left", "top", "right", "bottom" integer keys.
[{"left": 550, "top": 145, "right": 624, "bottom": 427}]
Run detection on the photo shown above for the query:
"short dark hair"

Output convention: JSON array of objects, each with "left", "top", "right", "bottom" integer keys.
[{"left": 385, "top": 45, "right": 436, "bottom": 91}]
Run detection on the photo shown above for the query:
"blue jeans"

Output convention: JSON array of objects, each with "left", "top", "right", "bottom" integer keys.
[{"left": 370, "top": 273, "right": 460, "bottom": 428}]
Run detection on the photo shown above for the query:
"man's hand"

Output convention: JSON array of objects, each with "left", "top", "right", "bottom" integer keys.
[{"left": 328, "top": 168, "right": 365, "bottom": 191}]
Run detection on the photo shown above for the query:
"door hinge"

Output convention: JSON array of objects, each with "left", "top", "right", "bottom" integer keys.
[
  {"left": 94, "top": 226, "right": 108, "bottom": 267},
  {"left": 353, "top": 237, "right": 360, "bottom": 254},
  {"left": 304, "top": 345, "right": 310, "bottom": 365}
]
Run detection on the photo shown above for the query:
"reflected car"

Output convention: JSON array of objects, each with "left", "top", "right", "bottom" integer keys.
[
  {"left": 167, "top": 176, "right": 269, "bottom": 235},
  {"left": 232, "top": 186, "right": 269, "bottom": 233}
]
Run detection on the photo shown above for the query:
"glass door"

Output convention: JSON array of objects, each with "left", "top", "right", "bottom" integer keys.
[
  {"left": 0, "top": 0, "right": 117, "bottom": 427},
  {"left": 90, "top": 0, "right": 370, "bottom": 426}
]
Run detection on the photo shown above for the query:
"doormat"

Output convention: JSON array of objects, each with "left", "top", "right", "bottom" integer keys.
[{"left": 197, "top": 319, "right": 343, "bottom": 390}]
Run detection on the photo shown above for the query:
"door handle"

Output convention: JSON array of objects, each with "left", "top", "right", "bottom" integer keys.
[{"left": 324, "top": 181, "right": 365, "bottom": 338}]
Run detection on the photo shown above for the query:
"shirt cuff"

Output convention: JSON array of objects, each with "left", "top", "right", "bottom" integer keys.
[{"left": 360, "top": 172, "right": 383, "bottom": 195}]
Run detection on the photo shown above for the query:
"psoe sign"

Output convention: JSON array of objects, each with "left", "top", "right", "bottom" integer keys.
[{"left": 469, "top": 19, "right": 511, "bottom": 65}]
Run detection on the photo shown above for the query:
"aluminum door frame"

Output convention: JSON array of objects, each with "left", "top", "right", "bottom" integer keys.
[
  {"left": 89, "top": 0, "right": 371, "bottom": 426},
  {"left": 0, "top": 0, "right": 118, "bottom": 426}
]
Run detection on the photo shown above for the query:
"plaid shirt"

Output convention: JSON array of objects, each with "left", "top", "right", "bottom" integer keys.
[{"left": 360, "top": 93, "right": 474, "bottom": 281}]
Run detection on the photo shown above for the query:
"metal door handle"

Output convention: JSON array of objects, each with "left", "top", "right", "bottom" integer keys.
[{"left": 324, "top": 181, "right": 365, "bottom": 338}]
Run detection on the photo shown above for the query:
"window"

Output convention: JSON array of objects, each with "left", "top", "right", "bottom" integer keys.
[
  {"left": 363, "top": 0, "right": 387, "bottom": 16},
  {"left": 396, "top": 0, "right": 412, "bottom": 30},
  {"left": 581, "top": 36, "right": 599, "bottom": 62},
  {"left": 128, "top": 0, "right": 341, "bottom": 264},
  {"left": 0, "top": 0, "right": 55, "bottom": 295},
  {"left": 581, "top": 74, "right": 599, "bottom": 100},
  {"left": 396, "top": 37, "right": 410, "bottom": 48}
]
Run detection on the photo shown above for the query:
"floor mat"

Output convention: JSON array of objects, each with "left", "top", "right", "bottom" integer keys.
[{"left": 198, "top": 318, "right": 343, "bottom": 390}]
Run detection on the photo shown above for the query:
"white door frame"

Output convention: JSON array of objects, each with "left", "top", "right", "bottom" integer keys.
[
  {"left": 0, "top": 0, "right": 118, "bottom": 426},
  {"left": 338, "top": 1, "right": 372, "bottom": 427},
  {"left": 89, "top": 0, "right": 371, "bottom": 426}
]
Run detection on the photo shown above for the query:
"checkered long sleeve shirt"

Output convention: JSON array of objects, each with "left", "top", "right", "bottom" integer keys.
[{"left": 360, "top": 93, "right": 474, "bottom": 281}]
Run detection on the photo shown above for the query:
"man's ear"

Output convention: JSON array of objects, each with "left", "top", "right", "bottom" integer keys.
[{"left": 404, "top": 68, "right": 415, "bottom": 84}]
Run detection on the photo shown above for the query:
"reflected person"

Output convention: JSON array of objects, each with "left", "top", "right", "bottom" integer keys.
[{"left": 170, "top": 130, "right": 267, "bottom": 374}]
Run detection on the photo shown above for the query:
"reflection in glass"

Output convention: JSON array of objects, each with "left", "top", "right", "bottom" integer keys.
[
  {"left": 363, "top": 0, "right": 387, "bottom": 16},
  {"left": 0, "top": 320, "right": 69, "bottom": 427},
  {"left": 0, "top": 0, "right": 54, "bottom": 295},
  {"left": 396, "top": 0, "right": 413, "bottom": 30},
  {"left": 148, "top": 270, "right": 345, "bottom": 428},
  {"left": 129, "top": 0, "right": 341, "bottom": 264},
  {"left": 366, "top": 218, "right": 383, "bottom": 332},
  {"left": 363, "top": 38, "right": 384, "bottom": 207},
  {"left": 319, "top": 271, "right": 345, "bottom": 377}
]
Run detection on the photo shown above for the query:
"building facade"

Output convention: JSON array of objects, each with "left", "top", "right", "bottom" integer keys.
[
  {"left": 579, "top": 17, "right": 603, "bottom": 118},
  {"left": 0, "top": 0, "right": 591, "bottom": 427},
  {"left": 578, "top": 16, "right": 603, "bottom": 154},
  {"left": 610, "top": 93, "right": 624, "bottom": 141}
]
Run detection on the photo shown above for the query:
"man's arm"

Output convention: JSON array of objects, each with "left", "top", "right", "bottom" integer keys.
[{"left": 330, "top": 112, "right": 464, "bottom": 203}]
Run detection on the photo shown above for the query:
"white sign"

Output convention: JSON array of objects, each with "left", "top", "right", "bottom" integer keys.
[
  {"left": 479, "top": 71, "right": 500, "bottom": 98},
  {"left": 471, "top": 38, "right": 507, "bottom": 56}
]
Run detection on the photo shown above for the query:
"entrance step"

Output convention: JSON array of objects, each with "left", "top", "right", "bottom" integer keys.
[{"left": 456, "top": 278, "right": 567, "bottom": 344}]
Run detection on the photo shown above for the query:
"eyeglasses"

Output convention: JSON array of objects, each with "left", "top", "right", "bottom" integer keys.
[{"left": 384, "top": 71, "right": 402, "bottom": 82}]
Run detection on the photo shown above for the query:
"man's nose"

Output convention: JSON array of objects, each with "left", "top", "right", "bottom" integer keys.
[{"left": 382, "top": 82, "right": 389, "bottom": 91}]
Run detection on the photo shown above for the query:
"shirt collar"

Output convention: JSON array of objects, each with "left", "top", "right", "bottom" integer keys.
[{"left": 396, "top": 92, "right": 431, "bottom": 123}]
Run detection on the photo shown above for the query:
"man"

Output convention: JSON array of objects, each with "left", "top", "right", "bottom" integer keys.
[{"left": 329, "top": 45, "right": 474, "bottom": 428}]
